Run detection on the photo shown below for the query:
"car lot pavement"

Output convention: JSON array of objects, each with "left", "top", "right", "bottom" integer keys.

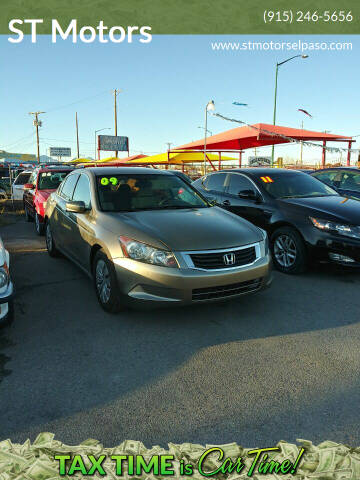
[{"left": 1, "top": 220, "right": 360, "bottom": 448}]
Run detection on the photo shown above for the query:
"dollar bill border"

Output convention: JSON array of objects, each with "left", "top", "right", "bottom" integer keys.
[{"left": 0, "top": 434, "right": 360, "bottom": 479}]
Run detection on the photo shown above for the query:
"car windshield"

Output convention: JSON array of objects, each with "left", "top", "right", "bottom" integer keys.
[
  {"left": 38, "top": 171, "right": 71, "bottom": 190},
  {"left": 255, "top": 172, "right": 338, "bottom": 199},
  {"left": 96, "top": 173, "right": 209, "bottom": 212}
]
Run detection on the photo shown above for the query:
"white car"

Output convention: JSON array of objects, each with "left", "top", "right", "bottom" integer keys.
[
  {"left": 12, "top": 170, "right": 32, "bottom": 200},
  {"left": 0, "top": 236, "right": 14, "bottom": 326}
]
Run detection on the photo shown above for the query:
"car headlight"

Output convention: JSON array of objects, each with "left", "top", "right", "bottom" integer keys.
[
  {"left": 258, "top": 228, "right": 269, "bottom": 256},
  {"left": 310, "top": 217, "right": 360, "bottom": 240},
  {"left": 0, "top": 264, "right": 9, "bottom": 289},
  {"left": 119, "top": 236, "right": 178, "bottom": 268}
]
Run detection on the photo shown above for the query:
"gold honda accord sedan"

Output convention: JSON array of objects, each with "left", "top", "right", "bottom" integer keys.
[{"left": 44, "top": 167, "right": 272, "bottom": 312}]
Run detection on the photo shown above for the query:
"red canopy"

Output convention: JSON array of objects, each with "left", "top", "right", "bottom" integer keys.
[{"left": 175, "top": 123, "right": 353, "bottom": 151}]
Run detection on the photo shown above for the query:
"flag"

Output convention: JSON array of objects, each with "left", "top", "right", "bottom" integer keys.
[
  {"left": 233, "top": 102, "right": 248, "bottom": 107},
  {"left": 298, "top": 108, "right": 312, "bottom": 118}
]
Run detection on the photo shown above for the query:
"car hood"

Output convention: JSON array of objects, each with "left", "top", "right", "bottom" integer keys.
[
  {"left": 281, "top": 195, "right": 360, "bottom": 223},
  {"left": 102, "top": 206, "right": 263, "bottom": 251}
]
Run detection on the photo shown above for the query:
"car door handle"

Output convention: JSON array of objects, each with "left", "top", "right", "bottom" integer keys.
[{"left": 222, "top": 200, "right": 231, "bottom": 206}]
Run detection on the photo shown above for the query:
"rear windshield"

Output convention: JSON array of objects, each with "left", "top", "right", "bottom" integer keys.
[
  {"left": 38, "top": 171, "right": 72, "bottom": 190},
  {"left": 96, "top": 173, "right": 209, "bottom": 212},
  {"left": 14, "top": 173, "right": 31, "bottom": 185},
  {"left": 253, "top": 172, "right": 338, "bottom": 199}
]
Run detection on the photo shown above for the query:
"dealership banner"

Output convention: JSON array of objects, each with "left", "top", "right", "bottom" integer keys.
[
  {"left": 1, "top": 433, "right": 360, "bottom": 479},
  {"left": 1, "top": 0, "right": 360, "bottom": 34}
]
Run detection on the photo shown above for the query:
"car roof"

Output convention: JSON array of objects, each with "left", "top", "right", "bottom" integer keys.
[
  {"left": 312, "top": 167, "right": 360, "bottom": 172},
  {"left": 210, "top": 168, "right": 306, "bottom": 177},
  {"left": 85, "top": 167, "right": 175, "bottom": 176},
  {"left": 37, "top": 167, "right": 74, "bottom": 173}
]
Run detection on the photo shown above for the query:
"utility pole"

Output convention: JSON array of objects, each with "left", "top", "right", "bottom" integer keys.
[
  {"left": 113, "top": 89, "right": 120, "bottom": 158},
  {"left": 75, "top": 112, "right": 80, "bottom": 158},
  {"left": 165, "top": 142, "right": 173, "bottom": 151},
  {"left": 29, "top": 111, "right": 45, "bottom": 164}
]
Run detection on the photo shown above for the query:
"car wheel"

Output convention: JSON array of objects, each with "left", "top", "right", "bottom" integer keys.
[
  {"left": 271, "top": 226, "right": 308, "bottom": 274},
  {"left": 45, "top": 221, "right": 60, "bottom": 257},
  {"left": 35, "top": 212, "right": 45, "bottom": 236},
  {"left": 93, "top": 250, "right": 124, "bottom": 313},
  {"left": 24, "top": 204, "right": 33, "bottom": 222}
]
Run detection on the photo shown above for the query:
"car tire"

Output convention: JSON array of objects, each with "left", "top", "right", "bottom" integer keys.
[
  {"left": 271, "top": 226, "right": 308, "bottom": 274},
  {"left": 24, "top": 204, "right": 33, "bottom": 222},
  {"left": 45, "top": 221, "right": 60, "bottom": 257},
  {"left": 93, "top": 250, "right": 124, "bottom": 313},
  {"left": 35, "top": 212, "right": 45, "bottom": 236},
  {"left": 0, "top": 300, "right": 14, "bottom": 328}
]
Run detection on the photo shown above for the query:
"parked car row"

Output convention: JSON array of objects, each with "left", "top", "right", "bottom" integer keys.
[
  {"left": 192, "top": 168, "right": 360, "bottom": 273},
  {"left": 0, "top": 235, "right": 14, "bottom": 326},
  {"left": 23, "top": 166, "right": 74, "bottom": 234},
  {"left": 16, "top": 165, "right": 359, "bottom": 314}
]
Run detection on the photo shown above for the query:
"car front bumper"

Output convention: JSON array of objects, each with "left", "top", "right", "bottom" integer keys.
[
  {"left": 112, "top": 253, "right": 272, "bottom": 307},
  {"left": 304, "top": 227, "right": 360, "bottom": 266}
]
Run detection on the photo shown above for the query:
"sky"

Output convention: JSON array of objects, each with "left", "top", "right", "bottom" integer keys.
[{"left": 0, "top": 34, "right": 358, "bottom": 164}]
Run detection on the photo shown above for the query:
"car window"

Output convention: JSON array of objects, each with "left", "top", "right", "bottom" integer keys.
[
  {"left": 254, "top": 171, "right": 338, "bottom": 199},
  {"left": 206, "top": 173, "right": 228, "bottom": 192},
  {"left": 192, "top": 176, "right": 208, "bottom": 190},
  {"left": 227, "top": 174, "right": 257, "bottom": 196},
  {"left": 312, "top": 170, "right": 342, "bottom": 186},
  {"left": 14, "top": 173, "right": 31, "bottom": 185},
  {"left": 339, "top": 171, "right": 360, "bottom": 193},
  {"left": 96, "top": 173, "right": 208, "bottom": 212},
  {"left": 60, "top": 174, "right": 80, "bottom": 200},
  {"left": 38, "top": 171, "right": 72, "bottom": 190},
  {"left": 72, "top": 174, "right": 91, "bottom": 208}
]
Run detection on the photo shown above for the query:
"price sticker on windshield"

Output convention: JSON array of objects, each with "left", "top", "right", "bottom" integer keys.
[
  {"left": 100, "top": 177, "right": 118, "bottom": 186},
  {"left": 260, "top": 176, "right": 274, "bottom": 183}
]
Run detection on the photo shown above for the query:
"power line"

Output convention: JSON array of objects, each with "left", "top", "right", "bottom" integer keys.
[{"left": 45, "top": 90, "right": 110, "bottom": 114}]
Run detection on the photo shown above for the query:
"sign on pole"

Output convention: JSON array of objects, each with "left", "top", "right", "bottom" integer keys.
[
  {"left": 98, "top": 135, "right": 129, "bottom": 152},
  {"left": 49, "top": 147, "right": 71, "bottom": 157},
  {"left": 248, "top": 156, "right": 271, "bottom": 167}
]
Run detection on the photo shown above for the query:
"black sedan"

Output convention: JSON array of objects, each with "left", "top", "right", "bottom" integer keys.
[
  {"left": 193, "top": 168, "right": 360, "bottom": 274},
  {"left": 310, "top": 167, "right": 360, "bottom": 200}
]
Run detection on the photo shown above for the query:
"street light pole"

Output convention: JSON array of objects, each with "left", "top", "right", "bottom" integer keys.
[
  {"left": 271, "top": 54, "right": 308, "bottom": 166},
  {"left": 204, "top": 100, "right": 215, "bottom": 175}
]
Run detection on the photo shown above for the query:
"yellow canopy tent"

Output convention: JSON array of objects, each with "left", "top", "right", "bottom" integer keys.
[
  {"left": 66, "top": 156, "right": 120, "bottom": 165},
  {"left": 127, "top": 151, "right": 236, "bottom": 164}
]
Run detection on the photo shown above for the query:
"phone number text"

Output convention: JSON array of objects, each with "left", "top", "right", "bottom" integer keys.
[{"left": 263, "top": 10, "right": 353, "bottom": 24}]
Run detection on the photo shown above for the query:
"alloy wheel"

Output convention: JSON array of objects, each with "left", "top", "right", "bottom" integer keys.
[
  {"left": 95, "top": 259, "right": 111, "bottom": 304},
  {"left": 274, "top": 234, "right": 297, "bottom": 268}
]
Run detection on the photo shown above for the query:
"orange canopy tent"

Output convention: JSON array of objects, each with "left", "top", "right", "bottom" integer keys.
[{"left": 175, "top": 123, "right": 354, "bottom": 166}]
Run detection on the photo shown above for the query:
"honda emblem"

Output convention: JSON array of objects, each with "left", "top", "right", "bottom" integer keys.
[{"left": 223, "top": 252, "right": 236, "bottom": 265}]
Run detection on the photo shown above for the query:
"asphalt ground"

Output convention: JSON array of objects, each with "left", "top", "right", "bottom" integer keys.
[{"left": 1, "top": 219, "right": 360, "bottom": 448}]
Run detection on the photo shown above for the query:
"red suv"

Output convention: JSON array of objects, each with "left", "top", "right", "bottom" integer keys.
[{"left": 23, "top": 167, "right": 74, "bottom": 235}]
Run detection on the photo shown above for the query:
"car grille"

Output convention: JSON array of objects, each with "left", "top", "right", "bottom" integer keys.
[
  {"left": 190, "top": 246, "right": 256, "bottom": 270},
  {"left": 192, "top": 278, "right": 262, "bottom": 301}
]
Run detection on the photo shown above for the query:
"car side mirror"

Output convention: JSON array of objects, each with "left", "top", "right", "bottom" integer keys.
[
  {"left": 24, "top": 183, "right": 35, "bottom": 190},
  {"left": 66, "top": 200, "right": 86, "bottom": 213},
  {"left": 205, "top": 196, "right": 217, "bottom": 206},
  {"left": 238, "top": 190, "right": 262, "bottom": 202}
]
